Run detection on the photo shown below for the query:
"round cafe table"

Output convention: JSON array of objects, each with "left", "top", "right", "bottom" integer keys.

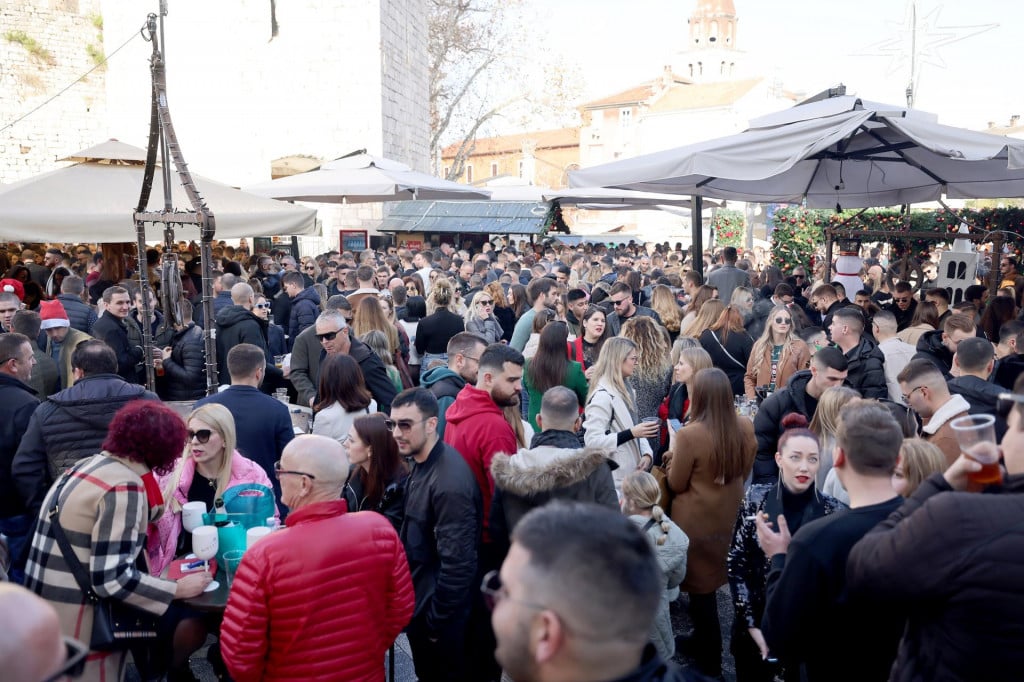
[{"left": 161, "top": 561, "right": 231, "bottom": 613}]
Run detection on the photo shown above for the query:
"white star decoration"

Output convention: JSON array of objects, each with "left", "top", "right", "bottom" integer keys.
[{"left": 854, "top": 0, "right": 997, "bottom": 103}]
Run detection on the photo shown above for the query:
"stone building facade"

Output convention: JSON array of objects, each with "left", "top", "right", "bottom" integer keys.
[
  {"left": 2, "top": 0, "right": 430, "bottom": 242},
  {"left": 0, "top": 0, "right": 107, "bottom": 182}
]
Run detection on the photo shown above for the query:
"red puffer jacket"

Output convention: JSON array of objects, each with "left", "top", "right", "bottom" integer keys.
[{"left": 221, "top": 499, "right": 414, "bottom": 681}]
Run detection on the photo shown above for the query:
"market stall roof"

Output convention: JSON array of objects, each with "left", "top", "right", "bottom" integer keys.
[
  {"left": 551, "top": 234, "right": 642, "bottom": 246},
  {"left": 0, "top": 140, "right": 318, "bottom": 241},
  {"left": 377, "top": 200, "right": 549, "bottom": 235}
]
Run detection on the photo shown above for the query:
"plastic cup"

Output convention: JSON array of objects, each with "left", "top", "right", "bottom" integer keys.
[
  {"left": 274, "top": 355, "right": 285, "bottom": 369},
  {"left": 950, "top": 414, "right": 1002, "bottom": 486},
  {"left": 223, "top": 550, "right": 245, "bottom": 588},
  {"left": 246, "top": 526, "right": 272, "bottom": 548},
  {"left": 181, "top": 501, "right": 206, "bottom": 533}
]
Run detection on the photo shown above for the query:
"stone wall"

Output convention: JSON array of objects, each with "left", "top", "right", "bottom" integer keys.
[
  {"left": 380, "top": 0, "right": 429, "bottom": 173},
  {"left": 0, "top": 0, "right": 107, "bottom": 183}
]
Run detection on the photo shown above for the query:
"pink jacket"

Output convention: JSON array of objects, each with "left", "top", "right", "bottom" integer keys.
[{"left": 147, "top": 451, "right": 279, "bottom": 575}]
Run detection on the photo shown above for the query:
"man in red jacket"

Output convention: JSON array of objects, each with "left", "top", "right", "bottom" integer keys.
[
  {"left": 444, "top": 342, "right": 524, "bottom": 540},
  {"left": 443, "top": 342, "right": 523, "bottom": 682},
  {"left": 220, "top": 435, "right": 414, "bottom": 682}
]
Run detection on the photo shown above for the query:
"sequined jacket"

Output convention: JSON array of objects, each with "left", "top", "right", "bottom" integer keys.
[{"left": 727, "top": 483, "right": 844, "bottom": 629}]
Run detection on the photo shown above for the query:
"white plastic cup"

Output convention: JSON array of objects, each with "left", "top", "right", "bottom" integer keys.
[
  {"left": 246, "top": 526, "right": 273, "bottom": 548},
  {"left": 182, "top": 501, "right": 207, "bottom": 533}
]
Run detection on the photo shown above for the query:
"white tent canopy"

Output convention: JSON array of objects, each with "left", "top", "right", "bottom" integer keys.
[
  {"left": 243, "top": 151, "right": 491, "bottom": 204},
  {"left": 569, "top": 97, "right": 1024, "bottom": 209},
  {"left": 0, "top": 140, "right": 318, "bottom": 242}
]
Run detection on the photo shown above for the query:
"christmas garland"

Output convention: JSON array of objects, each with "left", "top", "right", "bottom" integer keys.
[{"left": 770, "top": 206, "right": 1024, "bottom": 273}]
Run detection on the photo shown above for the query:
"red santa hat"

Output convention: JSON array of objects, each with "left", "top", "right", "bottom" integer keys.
[
  {"left": 0, "top": 278, "right": 25, "bottom": 301},
  {"left": 39, "top": 299, "right": 71, "bottom": 330}
]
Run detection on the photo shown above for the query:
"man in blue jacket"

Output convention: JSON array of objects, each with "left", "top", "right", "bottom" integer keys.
[{"left": 196, "top": 343, "right": 294, "bottom": 509}]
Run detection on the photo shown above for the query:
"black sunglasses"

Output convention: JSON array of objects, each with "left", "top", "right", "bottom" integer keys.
[
  {"left": 188, "top": 429, "right": 213, "bottom": 443},
  {"left": 996, "top": 393, "right": 1024, "bottom": 419},
  {"left": 774, "top": 317, "right": 792, "bottom": 325},
  {"left": 317, "top": 330, "right": 339, "bottom": 342}
]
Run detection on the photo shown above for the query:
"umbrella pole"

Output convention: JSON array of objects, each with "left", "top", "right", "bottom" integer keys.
[
  {"left": 691, "top": 195, "right": 703, "bottom": 279},
  {"left": 825, "top": 229, "right": 834, "bottom": 288},
  {"left": 135, "top": 222, "right": 157, "bottom": 392}
]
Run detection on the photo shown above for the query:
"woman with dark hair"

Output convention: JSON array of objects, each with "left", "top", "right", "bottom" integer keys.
[
  {"left": 403, "top": 275, "right": 425, "bottom": 299},
  {"left": 664, "top": 368, "right": 756, "bottom": 679},
  {"left": 312, "top": 354, "right": 376, "bottom": 446},
  {"left": 979, "top": 295, "right": 1017, "bottom": 343},
  {"left": 51, "top": 266, "right": 72, "bottom": 298},
  {"left": 399, "top": 296, "right": 426, "bottom": 385},
  {"left": 568, "top": 305, "right": 609, "bottom": 372},
  {"left": 758, "top": 265, "right": 784, "bottom": 299},
  {"left": 341, "top": 413, "right": 409, "bottom": 532},
  {"left": 727, "top": 413, "right": 844, "bottom": 681},
  {"left": 87, "top": 250, "right": 128, "bottom": 304},
  {"left": 896, "top": 300, "right": 939, "bottom": 347},
  {"left": 523, "top": 321, "right": 588, "bottom": 430},
  {"left": 508, "top": 283, "right": 530, "bottom": 321},
  {"left": 22, "top": 281, "right": 43, "bottom": 310},
  {"left": 25, "top": 401, "right": 212, "bottom": 681},
  {"left": 699, "top": 304, "right": 754, "bottom": 395},
  {"left": 7, "top": 263, "right": 31, "bottom": 283}
]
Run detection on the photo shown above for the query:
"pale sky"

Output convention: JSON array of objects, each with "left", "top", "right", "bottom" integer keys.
[{"left": 538, "top": 0, "right": 1020, "bottom": 131}]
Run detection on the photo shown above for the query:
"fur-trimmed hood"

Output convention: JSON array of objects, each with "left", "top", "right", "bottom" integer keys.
[{"left": 491, "top": 445, "right": 615, "bottom": 497}]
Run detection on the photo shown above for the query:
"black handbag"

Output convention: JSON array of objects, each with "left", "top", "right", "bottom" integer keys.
[{"left": 47, "top": 472, "right": 161, "bottom": 651}]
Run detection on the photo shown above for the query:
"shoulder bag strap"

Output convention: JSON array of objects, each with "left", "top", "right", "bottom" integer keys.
[
  {"left": 47, "top": 473, "right": 100, "bottom": 603},
  {"left": 709, "top": 331, "right": 746, "bottom": 370}
]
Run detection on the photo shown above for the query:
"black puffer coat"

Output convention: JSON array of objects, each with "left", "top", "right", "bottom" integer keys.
[
  {"left": 843, "top": 335, "right": 888, "bottom": 399},
  {"left": 913, "top": 329, "right": 953, "bottom": 377},
  {"left": 55, "top": 294, "right": 97, "bottom": 335},
  {"left": 159, "top": 323, "right": 207, "bottom": 401},
  {"left": 12, "top": 374, "right": 158, "bottom": 518},
  {"left": 0, "top": 374, "right": 40, "bottom": 517},
  {"left": 215, "top": 304, "right": 269, "bottom": 377}
]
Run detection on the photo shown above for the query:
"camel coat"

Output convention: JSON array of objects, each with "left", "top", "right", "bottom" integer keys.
[
  {"left": 743, "top": 338, "right": 811, "bottom": 399},
  {"left": 666, "top": 417, "right": 756, "bottom": 594}
]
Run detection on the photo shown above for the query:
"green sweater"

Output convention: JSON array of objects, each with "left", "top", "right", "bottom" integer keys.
[{"left": 523, "top": 359, "right": 589, "bottom": 431}]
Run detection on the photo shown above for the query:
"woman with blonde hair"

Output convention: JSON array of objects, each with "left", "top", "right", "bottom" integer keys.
[
  {"left": 684, "top": 298, "right": 725, "bottom": 340},
  {"left": 149, "top": 403, "right": 278, "bottom": 574},
  {"left": 415, "top": 277, "right": 464, "bottom": 369},
  {"left": 892, "top": 438, "right": 947, "bottom": 498},
  {"left": 146, "top": 403, "right": 279, "bottom": 680},
  {"left": 665, "top": 368, "right": 756, "bottom": 679},
  {"left": 744, "top": 304, "right": 811, "bottom": 399},
  {"left": 680, "top": 285, "right": 716, "bottom": 335},
  {"left": 658, "top": 346, "right": 714, "bottom": 457},
  {"left": 621, "top": 471, "right": 689, "bottom": 661},
  {"left": 484, "top": 281, "right": 515, "bottom": 343},
  {"left": 354, "top": 296, "right": 411, "bottom": 386},
  {"left": 583, "top": 337, "right": 659, "bottom": 490},
  {"left": 621, "top": 316, "right": 673, "bottom": 453},
  {"left": 464, "top": 290, "right": 504, "bottom": 344},
  {"left": 699, "top": 304, "right": 754, "bottom": 395},
  {"left": 650, "top": 284, "right": 683, "bottom": 342},
  {"left": 813, "top": 385, "right": 862, "bottom": 505}
]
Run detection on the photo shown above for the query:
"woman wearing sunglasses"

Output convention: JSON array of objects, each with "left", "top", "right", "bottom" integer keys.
[
  {"left": 253, "top": 293, "right": 287, "bottom": 359},
  {"left": 464, "top": 290, "right": 504, "bottom": 344},
  {"left": 148, "top": 404, "right": 279, "bottom": 576},
  {"left": 743, "top": 305, "right": 810, "bottom": 400}
]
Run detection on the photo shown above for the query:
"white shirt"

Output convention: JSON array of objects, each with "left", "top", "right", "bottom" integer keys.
[{"left": 878, "top": 337, "right": 918, "bottom": 404}]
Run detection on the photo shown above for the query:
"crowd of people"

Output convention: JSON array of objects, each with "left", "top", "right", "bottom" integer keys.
[{"left": 1, "top": 236, "right": 1024, "bottom": 682}]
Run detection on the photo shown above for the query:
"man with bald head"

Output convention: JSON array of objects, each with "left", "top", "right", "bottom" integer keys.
[
  {"left": 215, "top": 282, "right": 282, "bottom": 388},
  {"left": 221, "top": 435, "right": 414, "bottom": 681},
  {"left": 0, "top": 582, "right": 74, "bottom": 682}
]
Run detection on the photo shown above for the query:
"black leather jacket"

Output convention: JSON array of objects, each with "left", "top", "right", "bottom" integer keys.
[{"left": 400, "top": 439, "right": 481, "bottom": 634}]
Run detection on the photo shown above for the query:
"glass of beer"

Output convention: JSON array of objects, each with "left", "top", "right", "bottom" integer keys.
[{"left": 950, "top": 414, "right": 1002, "bottom": 486}]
